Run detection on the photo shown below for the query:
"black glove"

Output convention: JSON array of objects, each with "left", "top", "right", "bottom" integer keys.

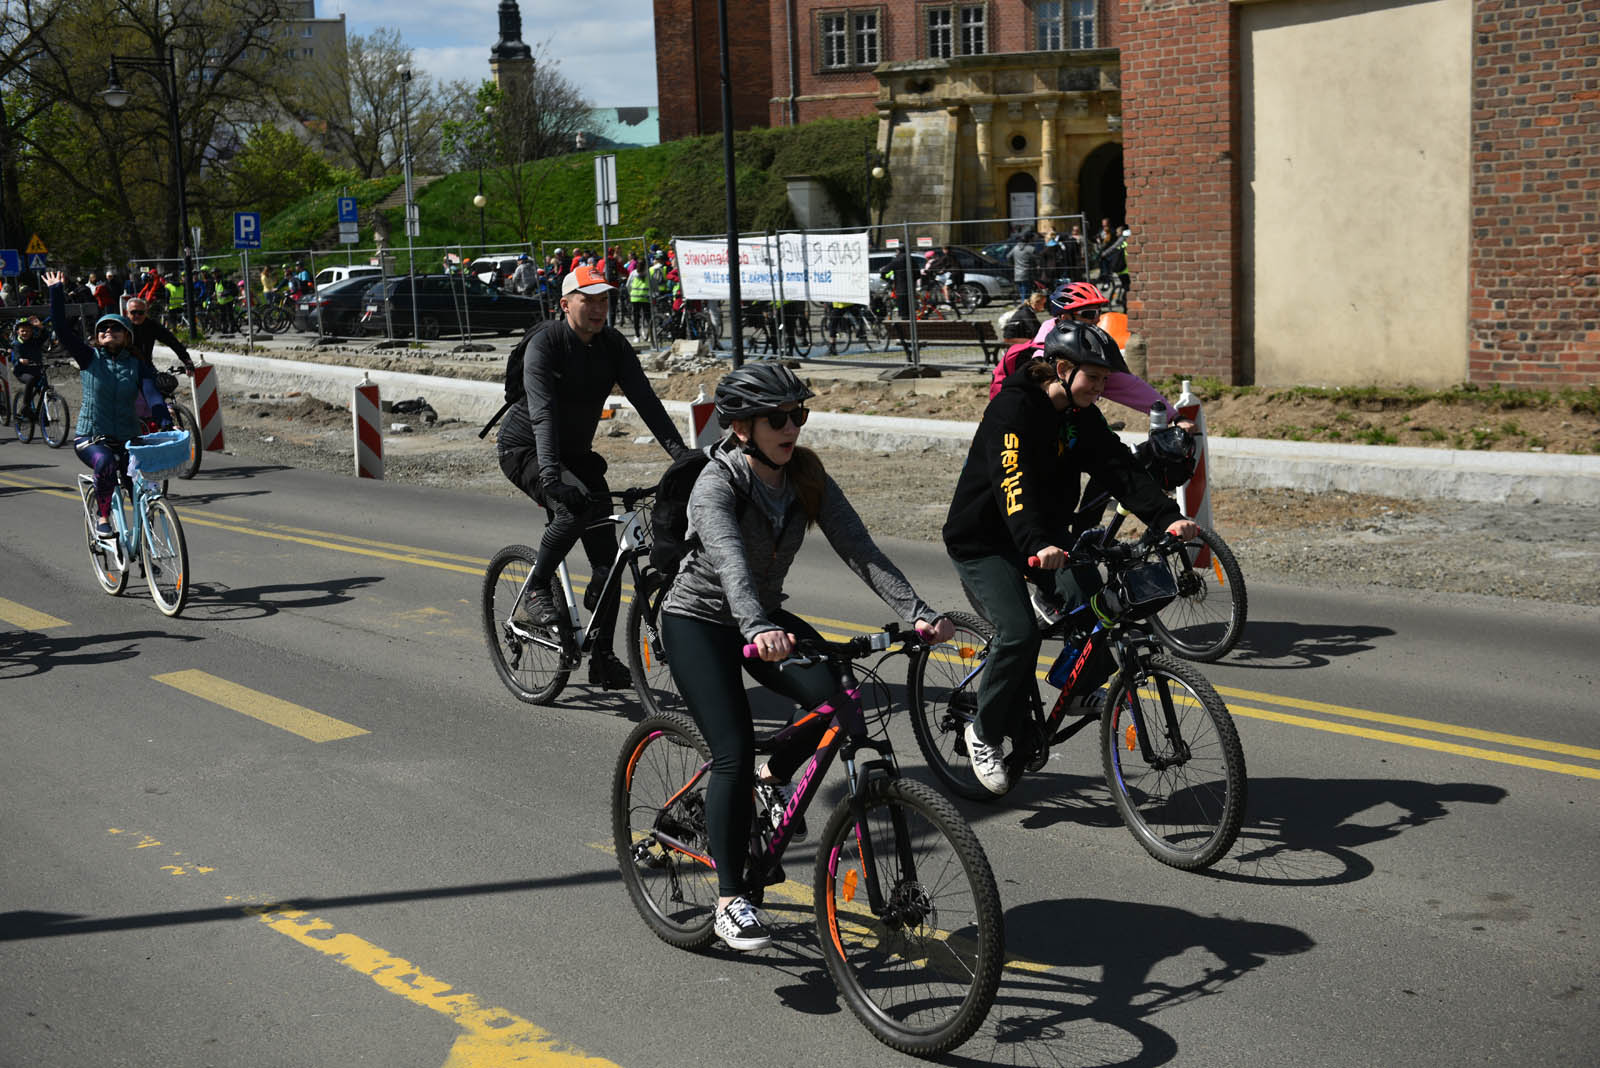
[{"left": 543, "top": 480, "right": 589, "bottom": 514}]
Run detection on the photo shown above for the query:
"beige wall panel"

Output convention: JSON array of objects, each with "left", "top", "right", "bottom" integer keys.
[{"left": 1242, "top": 0, "right": 1469, "bottom": 387}]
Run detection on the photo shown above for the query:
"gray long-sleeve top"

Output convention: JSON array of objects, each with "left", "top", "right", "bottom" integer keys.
[{"left": 662, "top": 438, "right": 936, "bottom": 639}]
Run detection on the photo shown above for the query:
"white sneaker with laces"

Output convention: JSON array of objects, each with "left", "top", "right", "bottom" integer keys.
[
  {"left": 963, "top": 721, "right": 1011, "bottom": 795},
  {"left": 714, "top": 896, "right": 772, "bottom": 951}
]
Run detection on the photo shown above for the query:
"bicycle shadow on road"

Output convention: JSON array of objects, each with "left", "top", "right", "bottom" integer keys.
[
  {"left": 1203, "top": 775, "right": 1507, "bottom": 887},
  {"left": 1226, "top": 618, "right": 1396, "bottom": 669},
  {"left": 161, "top": 487, "right": 273, "bottom": 507},
  {"left": 180, "top": 574, "right": 385, "bottom": 621},
  {"left": 0, "top": 627, "right": 203, "bottom": 680}
]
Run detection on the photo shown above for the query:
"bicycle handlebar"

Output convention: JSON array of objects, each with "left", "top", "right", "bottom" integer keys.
[
  {"left": 1028, "top": 530, "right": 1187, "bottom": 570},
  {"left": 742, "top": 623, "right": 918, "bottom": 663}
]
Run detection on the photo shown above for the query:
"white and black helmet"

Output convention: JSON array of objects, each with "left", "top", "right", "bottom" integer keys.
[{"left": 714, "top": 362, "right": 815, "bottom": 426}]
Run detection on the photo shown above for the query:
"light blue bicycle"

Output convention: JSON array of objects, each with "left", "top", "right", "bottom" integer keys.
[{"left": 77, "top": 431, "right": 192, "bottom": 617}]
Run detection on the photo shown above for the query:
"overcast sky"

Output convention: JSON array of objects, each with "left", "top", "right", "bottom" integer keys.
[{"left": 328, "top": 1, "right": 659, "bottom": 107}]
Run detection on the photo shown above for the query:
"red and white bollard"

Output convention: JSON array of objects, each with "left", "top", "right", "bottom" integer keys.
[
  {"left": 1175, "top": 379, "right": 1214, "bottom": 564},
  {"left": 189, "top": 361, "right": 226, "bottom": 452},
  {"left": 687, "top": 385, "right": 720, "bottom": 448},
  {"left": 352, "top": 373, "right": 383, "bottom": 480}
]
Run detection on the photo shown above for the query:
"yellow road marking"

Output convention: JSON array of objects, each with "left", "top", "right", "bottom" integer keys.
[
  {"left": 252, "top": 907, "right": 622, "bottom": 1067},
  {"left": 152, "top": 669, "right": 368, "bottom": 743},
  {"left": 0, "top": 595, "right": 70, "bottom": 630},
  {"left": 1227, "top": 704, "right": 1600, "bottom": 780}
]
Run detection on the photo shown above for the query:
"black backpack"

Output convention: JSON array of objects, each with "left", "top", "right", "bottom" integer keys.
[
  {"left": 478, "top": 318, "right": 554, "bottom": 438},
  {"left": 648, "top": 444, "right": 744, "bottom": 579}
]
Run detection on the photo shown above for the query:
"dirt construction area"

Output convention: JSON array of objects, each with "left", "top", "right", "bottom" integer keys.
[{"left": 36, "top": 348, "right": 1600, "bottom": 606}]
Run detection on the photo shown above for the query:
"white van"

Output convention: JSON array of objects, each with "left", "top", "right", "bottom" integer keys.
[{"left": 313, "top": 264, "right": 383, "bottom": 291}]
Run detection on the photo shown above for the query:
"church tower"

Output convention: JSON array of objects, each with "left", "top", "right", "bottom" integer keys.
[{"left": 489, "top": 0, "right": 533, "bottom": 98}]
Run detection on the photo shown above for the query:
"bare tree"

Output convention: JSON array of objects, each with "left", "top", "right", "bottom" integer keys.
[{"left": 0, "top": 0, "right": 61, "bottom": 249}]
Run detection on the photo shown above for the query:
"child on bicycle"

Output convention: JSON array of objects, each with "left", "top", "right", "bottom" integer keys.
[
  {"left": 9, "top": 315, "right": 46, "bottom": 419},
  {"left": 659, "top": 361, "right": 954, "bottom": 951},
  {"left": 45, "top": 270, "right": 170, "bottom": 538},
  {"left": 943, "top": 322, "right": 1198, "bottom": 794}
]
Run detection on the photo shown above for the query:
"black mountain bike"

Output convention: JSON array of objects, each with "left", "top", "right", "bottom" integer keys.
[
  {"left": 613, "top": 625, "right": 1004, "bottom": 1057},
  {"left": 13, "top": 362, "right": 71, "bottom": 447},
  {"left": 908, "top": 531, "right": 1247, "bottom": 871},
  {"left": 147, "top": 366, "right": 202, "bottom": 480}
]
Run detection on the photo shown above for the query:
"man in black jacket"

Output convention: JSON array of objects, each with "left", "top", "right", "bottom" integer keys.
[
  {"left": 942, "top": 322, "right": 1197, "bottom": 793},
  {"left": 496, "top": 263, "right": 690, "bottom": 687},
  {"left": 123, "top": 296, "right": 195, "bottom": 373}
]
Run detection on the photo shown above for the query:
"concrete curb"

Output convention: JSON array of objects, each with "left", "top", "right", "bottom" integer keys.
[{"left": 192, "top": 348, "right": 1600, "bottom": 507}]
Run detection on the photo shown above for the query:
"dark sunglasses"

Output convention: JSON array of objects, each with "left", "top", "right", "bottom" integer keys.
[
  {"left": 96, "top": 324, "right": 127, "bottom": 335},
  {"left": 759, "top": 406, "right": 809, "bottom": 430},
  {"left": 1071, "top": 308, "right": 1103, "bottom": 321},
  {"left": 127, "top": 309, "right": 147, "bottom": 317}
]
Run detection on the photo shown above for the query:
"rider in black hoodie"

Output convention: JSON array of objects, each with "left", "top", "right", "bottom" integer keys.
[{"left": 941, "top": 322, "right": 1197, "bottom": 793}]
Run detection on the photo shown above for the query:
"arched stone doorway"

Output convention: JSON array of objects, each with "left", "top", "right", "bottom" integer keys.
[
  {"left": 1004, "top": 172, "right": 1038, "bottom": 234},
  {"left": 1078, "top": 143, "right": 1126, "bottom": 230}
]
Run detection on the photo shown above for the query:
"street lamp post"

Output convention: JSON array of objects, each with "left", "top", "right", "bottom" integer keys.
[
  {"left": 865, "top": 149, "right": 888, "bottom": 239},
  {"left": 101, "top": 48, "right": 198, "bottom": 341},
  {"left": 473, "top": 105, "right": 492, "bottom": 251},
  {"left": 396, "top": 64, "right": 420, "bottom": 342}
]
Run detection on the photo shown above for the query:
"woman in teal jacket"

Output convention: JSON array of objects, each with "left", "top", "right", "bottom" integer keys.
[{"left": 46, "top": 269, "right": 168, "bottom": 537}]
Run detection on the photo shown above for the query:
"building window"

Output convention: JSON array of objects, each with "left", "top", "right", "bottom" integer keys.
[
  {"left": 819, "top": 8, "right": 885, "bottom": 70},
  {"left": 301, "top": 25, "right": 313, "bottom": 37},
  {"left": 1036, "top": 0, "right": 1096, "bottom": 51},
  {"left": 853, "top": 11, "right": 879, "bottom": 65},
  {"left": 926, "top": 5, "right": 986, "bottom": 58}
]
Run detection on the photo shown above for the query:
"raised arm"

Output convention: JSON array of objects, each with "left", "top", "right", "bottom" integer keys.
[{"left": 45, "top": 273, "right": 94, "bottom": 370}]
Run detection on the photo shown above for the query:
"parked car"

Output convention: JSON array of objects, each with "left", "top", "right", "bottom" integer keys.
[
  {"left": 867, "top": 248, "right": 1011, "bottom": 307},
  {"left": 312, "top": 264, "right": 382, "bottom": 291},
  {"left": 294, "top": 275, "right": 386, "bottom": 335},
  {"left": 468, "top": 252, "right": 528, "bottom": 286},
  {"left": 360, "top": 275, "right": 545, "bottom": 338}
]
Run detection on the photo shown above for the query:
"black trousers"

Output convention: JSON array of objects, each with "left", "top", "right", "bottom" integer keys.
[
  {"left": 662, "top": 610, "right": 837, "bottom": 897},
  {"left": 498, "top": 446, "right": 622, "bottom": 647}
]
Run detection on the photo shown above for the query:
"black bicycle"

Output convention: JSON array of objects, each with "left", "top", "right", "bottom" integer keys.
[
  {"left": 12, "top": 361, "right": 71, "bottom": 448},
  {"left": 146, "top": 366, "right": 202, "bottom": 480},
  {"left": 613, "top": 625, "right": 1004, "bottom": 1056},
  {"left": 908, "top": 531, "right": 1247, "bottom": 871}
]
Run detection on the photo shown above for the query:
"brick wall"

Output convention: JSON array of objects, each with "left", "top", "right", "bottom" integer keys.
[
  {"left": 1468, "top": 0, "right": 1600, "bottom": 387},
  {"left": 1119, "top": 0, "right": 1240, "bottom": 382},
  {"left": 655, "top": 0, "right": 774, "bottom": 141}
]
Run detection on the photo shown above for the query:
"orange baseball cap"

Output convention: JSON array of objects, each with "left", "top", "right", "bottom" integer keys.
[{"left": 561, "top": 263, "right": 613, "bottom": 295}]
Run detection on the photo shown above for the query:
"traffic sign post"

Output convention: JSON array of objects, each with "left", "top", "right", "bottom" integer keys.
[
  {"left": 233, "top": 212, "right": 261, "bottom": 250},
  {"left": 0, "top": 250, "right": 19, "bottom": 277},
  {"left": 338, "top": 196, "right": 360, "bottom": 246},
  {"left": 594, "top": 153, "right": 619, "bottom": 260}
]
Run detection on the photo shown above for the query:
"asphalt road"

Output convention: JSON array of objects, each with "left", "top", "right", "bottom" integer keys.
[{"left": 3, "top": 443, "right": 1597, "bottom": 1068}]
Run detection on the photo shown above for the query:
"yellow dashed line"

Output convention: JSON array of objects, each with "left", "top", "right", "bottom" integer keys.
[{"left": 152, "top": 669, "right": 368, "bottom": 743}]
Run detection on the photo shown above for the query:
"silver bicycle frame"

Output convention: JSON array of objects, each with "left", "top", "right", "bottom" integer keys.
[{"left": 543, "top": 504, "right": 651, "bottom": 647}]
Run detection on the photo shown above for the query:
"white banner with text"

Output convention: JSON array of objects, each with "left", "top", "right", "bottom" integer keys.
[{"left": 674, "top": 233, "right": 870, "bottom": 305}]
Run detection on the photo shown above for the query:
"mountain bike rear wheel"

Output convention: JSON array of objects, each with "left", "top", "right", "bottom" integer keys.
[
  {"left": 613, "top": 712, "right": 720, "bottom": 950},
  {"left": 626, "top": 569, "right": 681, "bottom": 718},
  {"left": 84, "top": 509, "right": 129, "bottom": 596},
  {"left": 481, "top": 544, "right": 570, "bottom": 704},
  {"left": 142, "top": 497, "right": 189, "bottom": 617},
  {"left": 815, "top": 777, "right": 1004, "bottom": 1056},
  {"left": 1146, "top": 527, "right": 1247, "bottom": 662},
  {"left": 1101, "top": 653, "right": 1246, "bottom": 870},
  {"left": 906, "top": 611, "right": 1002, "bottom": 802}
]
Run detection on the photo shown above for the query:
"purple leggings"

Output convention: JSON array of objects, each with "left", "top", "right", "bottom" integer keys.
[{"left": 73, "top": 437, "right": 125, "bottom": 518}]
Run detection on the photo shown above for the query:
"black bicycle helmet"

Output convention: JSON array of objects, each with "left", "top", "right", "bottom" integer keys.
[
  {"left": 1042, "top": 321, "right": 1128, "bottom": 374},
  {"left": 713, "top": 362, "right": 816, "bottom": 427},
  {"left": 1135, "top": 426, "right": 1198, "bottom": 491}
]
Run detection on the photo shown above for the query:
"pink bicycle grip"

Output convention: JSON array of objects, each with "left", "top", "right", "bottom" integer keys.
[
  {"left": 1028, "top": 556, "right": 1041, "bottom": 568},
  {"left": 742, "top": 643, "right": 761, "bottom": 659}
]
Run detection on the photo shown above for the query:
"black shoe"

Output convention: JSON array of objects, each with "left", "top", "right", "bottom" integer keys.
[
  {"left": 514, "top": 583, "right": 560, "bottom": 626},
  {"left": 587, "top": 651, "right": 631, "bottom": 689},
  {"left": 583, "top": 566, "right": 610, "bottom": 612}
]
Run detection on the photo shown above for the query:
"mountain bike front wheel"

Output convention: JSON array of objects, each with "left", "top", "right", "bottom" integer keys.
[
  {"left": 906, "top": 611, "right": 1002, "bottom": 802},
  {"left": 481, "top": 544, "right": 570, "bottom": 704},
  {"left": 1101, "top": 653, "right": 1246, "bottom": 870},
  {"left": 626, "top": 569, "right": 681, "bottom": 718},
  {"left": 815, "top": 776, "right": 1005, "bottom": 1057},
  {"left": 169, "top": 402, "right": 203, "bottom": 479},
  {"left": 42, "top": 390, "right": 69, "bottom": 448},
  {"left": 612, "top": 712, "right": 720, "bottom": 950},
  {"left": 142, "top": 497, "right": 189, "bottom": 617},
  {"left": 1146, "top": 526, "right": 1247, "bottom": 662}
]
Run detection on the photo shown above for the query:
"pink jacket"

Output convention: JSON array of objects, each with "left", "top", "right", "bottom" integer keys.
[{"left": 983, "top": 320, "right": 1176, "bottom": 420}]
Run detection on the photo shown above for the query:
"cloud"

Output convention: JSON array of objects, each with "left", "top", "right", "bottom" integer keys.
[{"left": 334, "top": 0, "right": 657, "bottom": 106}]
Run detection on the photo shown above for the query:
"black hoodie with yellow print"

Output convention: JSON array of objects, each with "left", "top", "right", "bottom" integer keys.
[{"left": 942, "top": 363, "right": 1181, "bottom": 563}]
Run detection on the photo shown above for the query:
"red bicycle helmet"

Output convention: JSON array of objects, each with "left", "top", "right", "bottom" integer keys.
[{"left": 1049, "top": 281, "right": 1109, "bottom": 315}]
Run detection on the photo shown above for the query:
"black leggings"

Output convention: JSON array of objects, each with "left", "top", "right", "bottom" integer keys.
[{"left": 662, "top": 609, "right": 838, "bottom": 897}]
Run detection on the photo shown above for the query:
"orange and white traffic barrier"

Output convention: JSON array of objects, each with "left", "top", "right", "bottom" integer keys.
[
  {"left": 1175, "top": 378, "right": 1214, "bottom": 564},
  {"left": 687, "top": 385, "right": 720, "bottom": 448},
  {"left": 189, "top": 361, "right": 226, "bottom": 452},
  {"left": 352, "top": 373, "right": 383, "bottom": 480}
]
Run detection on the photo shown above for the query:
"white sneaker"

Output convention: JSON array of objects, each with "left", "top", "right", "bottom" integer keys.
[
  {"left": 714, "top": 896, "right": 772, "bottom": 951},
  {"left": 963, "top": 721, "right": 1011, "bottom": 795}
]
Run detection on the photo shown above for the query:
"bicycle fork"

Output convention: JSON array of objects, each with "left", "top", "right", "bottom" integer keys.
[{"left": 1104, "top": 641, "right": 1193, "bottom": 770}]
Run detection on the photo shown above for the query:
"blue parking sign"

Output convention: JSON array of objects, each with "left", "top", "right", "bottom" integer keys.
[
  {"left": 0, "top": 249, "right": 20, "bottom": 276},
  {"left": 234, "top": 211, "right": 262, "bottom": 249},
  {"left": 337, "top": 197, "right": 358, "bottom": 224}
]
